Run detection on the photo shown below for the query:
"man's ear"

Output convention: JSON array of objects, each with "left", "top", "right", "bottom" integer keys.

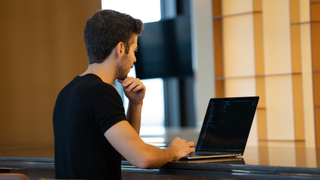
[{"left": 116, "top": 42, "right": 125, "bottom": 59}]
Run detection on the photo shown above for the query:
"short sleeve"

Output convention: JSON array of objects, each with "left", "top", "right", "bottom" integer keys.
[{"left": 90, "top": 84, "right": 127, "bottom": 134}]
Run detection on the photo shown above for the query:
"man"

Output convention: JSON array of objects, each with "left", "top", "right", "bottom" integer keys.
[{"left": 53, "top": 10, "right": 195, "bottom": 180}]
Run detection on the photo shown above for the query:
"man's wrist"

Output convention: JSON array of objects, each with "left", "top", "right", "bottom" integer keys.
[
  {"left": 129, "top": 100, "right": 143, "bottom": 106},
  {"left": 166, "top": 146, "right": 179, "bottom": 161}
]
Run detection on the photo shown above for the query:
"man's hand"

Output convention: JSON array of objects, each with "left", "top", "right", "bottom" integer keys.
[
  {"left": 106, "top": 121, "right": 196, "bottom": 169},
  {"left": 168, "top": 137, "right": 195, "bottom": 161},
  {"left": 118, "top": 77, "right": 146, "bottom": 104}
]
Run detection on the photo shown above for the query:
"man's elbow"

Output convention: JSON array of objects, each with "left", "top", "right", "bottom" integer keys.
[
  {"left": 132, "top": 154, "right": 155, "bottom": 169},
  {"left": 135, "top": 160, "right": 151, "bottom": 169}
]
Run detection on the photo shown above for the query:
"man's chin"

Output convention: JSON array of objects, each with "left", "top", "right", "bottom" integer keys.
[{"left": 118, "top": 75, "right": 128, "bottom": 81}]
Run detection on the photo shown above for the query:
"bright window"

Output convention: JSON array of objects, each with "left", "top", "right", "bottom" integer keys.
[{"left": 101, "top": 0, "right": 161, "bottom": 23}]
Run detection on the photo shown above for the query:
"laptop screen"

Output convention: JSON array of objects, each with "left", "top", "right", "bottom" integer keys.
[{"left": 195, "top": 96, "right": 259, "bottom": 154}]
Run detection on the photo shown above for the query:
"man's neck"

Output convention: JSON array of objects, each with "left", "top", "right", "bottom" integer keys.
[
  {"left": 81, "top": 60, "right": 117, "bottom": 84},
  {"left": 82, "top": 45, "right": 120, "bottom": 84}
]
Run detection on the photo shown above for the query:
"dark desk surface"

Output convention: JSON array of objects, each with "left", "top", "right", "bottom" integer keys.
[{"left": 1, "top": 145, "right": 320, "bottom": 179}]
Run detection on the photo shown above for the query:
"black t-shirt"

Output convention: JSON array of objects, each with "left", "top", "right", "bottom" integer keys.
[{"left": 53, "top": 74, "right": 126, "bottom": 180}]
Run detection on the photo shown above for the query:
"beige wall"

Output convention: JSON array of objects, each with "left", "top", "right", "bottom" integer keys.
[
  {"left": 0, "top": 0, "right": 101, "bottom": 147},
  {"left": 212, "top": 0, "right": 320, "bottom": 167},
  {"left": 212, "top": 0, "right": 318, "bottom": 148}
]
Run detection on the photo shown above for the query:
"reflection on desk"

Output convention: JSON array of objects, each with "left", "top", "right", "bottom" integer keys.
[{"left": 1, "top": 145, "right": 320, "bottom": 180}]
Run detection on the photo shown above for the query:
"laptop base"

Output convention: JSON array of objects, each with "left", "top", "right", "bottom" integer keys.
[{"left": 181, "top": 153, "right": 241, "bottom": 160}]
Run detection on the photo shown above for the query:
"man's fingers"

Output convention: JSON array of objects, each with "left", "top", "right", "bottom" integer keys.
[
  {"left": 121, "top": 79, "right": 136, "bottom": 90},
  {"left": 132, "top": 84, "right": 145, "bottom": 92},
  {"left": 124, "top": 81, "right": 137, "bottom": 91},
  {"left": 120, "top": 77, "right": 134, "bottom": 87},
  {"left": 119, "top": 77, "right": 134, "bottom": 85},
  {"left": 189, "top": 148, "right": 195, "bottom": 156},
  {"left": 179, "top": 139, "right": 194, "bottom": 148},
  {"left": 119, "top": 77, "right": 144, "bottom": 92},
  {"left": 126, "top": 81, "right": 144, "bottom": 92},
  {"left": 188, "top": 141, "right": 195, "bottom": 147}
]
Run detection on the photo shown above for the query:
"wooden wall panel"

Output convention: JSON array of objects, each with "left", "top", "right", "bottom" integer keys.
[
  {"left": 225, "top": 78, "right": 256, "bottom": 96},
  {"left": 311, "top": 1, "right": 320, "bottom": 149},
  {"left": 314, "top": 73, "right": 320, "bottom": 148},
  {"left": 213, "top": 0, "right": 224, "bottom": 98},
  {"left": 290, "top": 0, "right": 305, "bottom": 146},
  {"left": 263, "top": 0, "right": 295, "bottom": 143},
  {"left": 311, "top": 4, "right": 320, "bottom": 72},
  {"left": 265, "top": 76, "right": 295, "bottom": 141},
  {"left": 223, "top": 15, "right": 255, "bottom": 78},
  {"left": 311, "top": 26, "right": 320, "bottom": 72},
  {"left": 212, "top": 0, "right": 316, "bottom": 149},
  {"left": 253, "top": 0, "right": 266, "bottom": 147},
  {"left": 315, "top": 71, "right": 320, "bottom": 107},
  {"left": 222, "top": 0, "right": 253, "bottom": 15},
  {"left": 254, "top": 13, "right": 265, "bottom": 76},
  {"left": 0, "top": 0, "right": 101, "bottom": 147},
  {"left": 300, "top": 0, "right": 315, "bottom": 148},
  {"left": 263, "top": 0, "right": 292, "bottom": 75},
  {"left": 292, "top": 75, "right": 305, "bottom": 141}
]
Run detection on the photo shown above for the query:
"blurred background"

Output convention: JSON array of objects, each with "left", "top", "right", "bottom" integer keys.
[{"left": 0, "top": 1, "right": 319, "bottom": 168}]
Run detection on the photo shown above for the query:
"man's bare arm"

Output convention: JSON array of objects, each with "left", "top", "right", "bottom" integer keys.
[
  {"left": 126, "top": 102, "right": 142, "bottom": 134},
  {"left": 118, "top": 77, "right": 145, "bottom": 134},
  {"left": 104, "top": 120, "right": 195, "bottom": 169}
]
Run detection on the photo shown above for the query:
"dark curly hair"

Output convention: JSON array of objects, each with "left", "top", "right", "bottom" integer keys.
[{"left": 84, "top": 10, "right": 144, "bottom": 64}]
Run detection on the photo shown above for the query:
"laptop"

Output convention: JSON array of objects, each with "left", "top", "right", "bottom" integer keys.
[{"left": 182, "top": 96, "right": 259, "bottom": 160}]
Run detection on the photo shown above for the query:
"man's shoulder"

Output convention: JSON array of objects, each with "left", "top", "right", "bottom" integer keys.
[{"left": 64, "top": 74, "right": 116, "bottom": 94}]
